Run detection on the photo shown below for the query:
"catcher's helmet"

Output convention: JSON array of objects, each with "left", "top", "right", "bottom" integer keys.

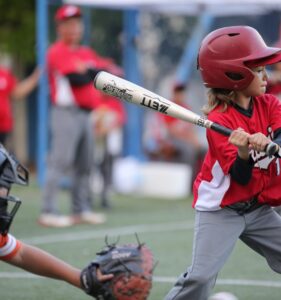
[
  {"left": 198, "top": 26, "right": 281, "bottom": 90},
  {"left": 0, "top": 145, "right": 29, "bottom": 235}
]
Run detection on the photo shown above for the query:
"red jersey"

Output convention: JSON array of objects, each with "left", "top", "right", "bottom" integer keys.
[
  {"left": 47, "top": 41, "right": 112, "bottom": 109},
  {"left": 0, "top": 68, "right": 17, "bottom": 132},
  {"left": 193, "top": 94, "right": 281, "bottom": 210}
]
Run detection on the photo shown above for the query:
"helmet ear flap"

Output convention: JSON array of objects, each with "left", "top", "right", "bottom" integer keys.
[
  {"left": 225, "top": 72, "right": 244, "bottom": 81},
  {"left": 200, "top": 61, "right": 255, "bottom": 90}
]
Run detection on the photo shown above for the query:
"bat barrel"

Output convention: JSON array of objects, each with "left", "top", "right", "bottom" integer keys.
[
  {"left": 94, "top": 71, "right": 140, "bottom": 103},
  {"left": 94, "top": 71, "right": 203, "bottom": 124}
]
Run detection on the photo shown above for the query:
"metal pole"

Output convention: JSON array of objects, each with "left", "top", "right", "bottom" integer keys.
[
  {"left": 123, "top": 9, "right": 144, "bottom": 159},
  {"left": 36, "top": 0, "right": 49, "bottom": 186}
]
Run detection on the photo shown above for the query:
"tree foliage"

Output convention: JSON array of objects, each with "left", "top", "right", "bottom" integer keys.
[
  {"left": 0, "top": 0, "right": 36, "bottom": 65},
  {"left": 0, "top": 1, "right": 124, "bottom": 67},
  {"left": 90, "top": 9, "right": 123, "bottom": 64}
]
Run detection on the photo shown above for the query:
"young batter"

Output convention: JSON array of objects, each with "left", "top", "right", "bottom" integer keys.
[{"left": 165, "top": 26, "right": 281, "bottom": 300}]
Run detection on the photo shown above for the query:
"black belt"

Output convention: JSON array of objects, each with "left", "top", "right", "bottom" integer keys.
[{"left": 226, "top": 197, "right": 262, "bottom": 215}]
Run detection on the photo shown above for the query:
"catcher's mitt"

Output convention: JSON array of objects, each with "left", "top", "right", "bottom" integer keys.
[{"left": 80, "top": 236, "right": 154, "bottom": 300}]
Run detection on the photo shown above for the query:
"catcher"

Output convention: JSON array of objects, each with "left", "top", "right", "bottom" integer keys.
[{"left": 0, "top": 144, "right": 153, "bottom": 299}]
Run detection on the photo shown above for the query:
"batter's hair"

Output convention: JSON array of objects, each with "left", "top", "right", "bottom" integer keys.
[{"left": 202, "top": 88, "right": 236, "bottom": 116}]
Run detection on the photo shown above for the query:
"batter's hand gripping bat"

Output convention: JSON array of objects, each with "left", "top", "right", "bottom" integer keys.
[{"left": 94, "top": 71, "right": 279, "bottom": 156}]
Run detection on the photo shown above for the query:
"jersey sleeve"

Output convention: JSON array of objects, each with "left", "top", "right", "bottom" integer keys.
[
  {"left": 89, "top": 50, "right": 122, "bottom": 74},
  {"left": 47, "top": 47, "right": 80, "bottom": 75},
  {"left": 0, "top": 233, "right": 21, "bottom": 261},
  {"left": 207, "top": 112, "right": 238, "bottom": 174}
]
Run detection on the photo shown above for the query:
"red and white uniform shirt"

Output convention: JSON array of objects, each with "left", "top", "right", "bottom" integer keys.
[
  {"left": 193, "top": 94, "right": 281, "bottom": 211},
  {"left": 0, "top": 233, "right": 21, "bottom": 260},
  {"left": 47, "top": 41, "right": 113, "bottom": 110},
  {"left": 0, "top": 68, "right": 17, "bottom": 133}
]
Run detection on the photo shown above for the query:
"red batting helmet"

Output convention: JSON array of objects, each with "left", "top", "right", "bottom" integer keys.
[{"left": 198, "top": 26, "right": 281, "bottom": 90}]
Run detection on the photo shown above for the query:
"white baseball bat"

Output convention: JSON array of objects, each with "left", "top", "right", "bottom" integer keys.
[{"left": 94, "top": 71, "right": 278, "bottom": 156}]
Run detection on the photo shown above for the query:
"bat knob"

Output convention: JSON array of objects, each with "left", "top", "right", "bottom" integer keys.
[{"left": 265, "top": 142, "right": 279, "bottom": 157}]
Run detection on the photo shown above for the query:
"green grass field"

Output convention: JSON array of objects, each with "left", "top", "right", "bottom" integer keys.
[{"left": 1, "top": 180, "right": 281, "bottom": 300}]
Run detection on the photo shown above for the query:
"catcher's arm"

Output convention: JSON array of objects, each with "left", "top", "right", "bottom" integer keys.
[
  {"left": 6, "top": 242, "right": 81, "bottom": 287},
  {"left": 6, "top": 242, "right": 113, "bottom": 288}
]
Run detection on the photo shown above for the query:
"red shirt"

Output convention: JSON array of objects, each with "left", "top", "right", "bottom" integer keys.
[
  {"left": 193, "top": 94, "right": 281, "bottom": 210},
  {"left": 47, "top": 41, "right": 112, "bottom": 109},
  {"left": 0, "top": 68, "right": 16, "bottom": 132}
]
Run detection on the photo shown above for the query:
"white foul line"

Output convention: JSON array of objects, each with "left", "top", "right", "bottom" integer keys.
[
  {"left": 154, "top": 276, "right": 281, "bottom": 288},
  {"left": 0, "top": 273, "right": 281, "bottom": 288},
  {"left": 22, "top": 221, "right": 194, "bottom": 246}
]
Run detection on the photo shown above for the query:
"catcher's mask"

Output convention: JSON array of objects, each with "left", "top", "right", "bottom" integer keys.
[
  {"left": 0, "top": 145, "right": 29, "bottom": 235},
  {"left": 197, "top": 26, "right": 281, "bottom": 90}
]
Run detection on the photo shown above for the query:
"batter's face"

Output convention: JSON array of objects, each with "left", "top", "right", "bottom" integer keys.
[
  {"left": 57, "top": 17, "right": 84, "bottom": 46},
  {"left": 241, "top": 66, "right": 268, "bottom": 97}
]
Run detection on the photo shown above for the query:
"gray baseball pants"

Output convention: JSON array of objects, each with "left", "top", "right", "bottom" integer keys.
[
  {"left": 41, "top": 106, "right": 94, "bottom": 214},
  {"left": 165, "top": 205, "right": 281, "bottom": 300}
]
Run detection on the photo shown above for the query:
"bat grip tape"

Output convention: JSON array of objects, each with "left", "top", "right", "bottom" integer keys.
[
  {"left": 210, "top": 123, "right": 279, "bottom": 156},
  {"left": 210, "top": 123, "right": 232, "bottom": 136}
]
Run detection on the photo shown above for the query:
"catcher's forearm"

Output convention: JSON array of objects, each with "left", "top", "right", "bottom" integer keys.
[{"left": 8, "top": 243, "right": 81, "bottom": 288}]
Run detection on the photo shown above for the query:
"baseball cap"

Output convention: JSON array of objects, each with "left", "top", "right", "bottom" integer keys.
[{"left": 55, "top": 5, "right": 82, "bottom": 22}]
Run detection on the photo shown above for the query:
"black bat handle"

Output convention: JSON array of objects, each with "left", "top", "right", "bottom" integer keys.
[
  {"left": 210, "top": 122, "right": 279, "bottom": 157},
  {"left": 265, "top": 142, "right": 280, "bottom": 156},
  {"left": 210, "top": 122, "right": 232, "bottom": 136}
]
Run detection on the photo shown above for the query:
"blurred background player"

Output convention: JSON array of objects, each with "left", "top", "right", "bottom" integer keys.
[
  {"left": 0, "top": 66, "right": 40, "bottom": 147},
  {"left": 38, "top": 4, "right": 122, "bottom": 227},
  {"left": 92, "top": 91, "right": 126, "bottom": 209},
  {"left": 143, "top": 83, "right": 205, "bottom": 192},
  {"left": 266, "top": 27, "right": 281, "bottom": 99},
  {"left": 160, "top": 83, "right": 205, "bottom": 183},
  {"left": 0, "top": 145, "right": 113, "bottom": 293},
  {"left": 266, "top": 60, "right": 281, "bottom": 98}
]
